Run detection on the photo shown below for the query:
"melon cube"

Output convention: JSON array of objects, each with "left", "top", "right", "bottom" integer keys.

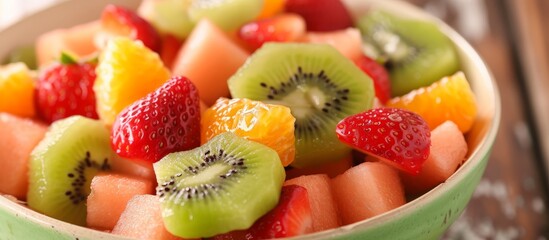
[
  {"left": 303, "top": 28, "right": 363, "bottom": 61},
  {"left": 284, "top": 174, "right": 340, "bottom": 232},
  {"left": 0, "top": 113, "right": 47, "bottom": 199},
  {"left": 86, "top": 173, "right": 154, "bottom": 230},
  {"left": 110, "top": 158, "right": 156, "bottom": 182},
  {"left": 286, "top": 154, "right": 352, "bottom": 180},
  {"left": 331, "top": 162, "right": 405, "bottom": 225}
]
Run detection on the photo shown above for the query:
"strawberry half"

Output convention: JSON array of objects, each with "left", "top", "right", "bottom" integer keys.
[
  {"left": 35, "top": 53, "right": 98, "bottom": 123},
  {"left": 238, "top": 13, "right": 306, "bottom": 52},
  {"left": 111, "top": 76, "right": 201, "bottom": 163},
  {"left": 354, "top": 55, "right": 392, "bottom": 104},
  {"left": 285, "top": 0, "right": 353, "bottom": 32},
  {"left": 213, "top": 185, "right": 313, "bottom": 240},
  {"left": 336, "top": 108, "right": 431, "bottom": 174}
]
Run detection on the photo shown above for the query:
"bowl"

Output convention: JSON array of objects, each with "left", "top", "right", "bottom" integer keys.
[{"left": 0, "top": 0, "right": 501, "bottom": 239}]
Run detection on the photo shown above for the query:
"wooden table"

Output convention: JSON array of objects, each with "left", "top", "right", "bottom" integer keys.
[{"left": 404, "top": 0, "right": 549, "bottom": 238}]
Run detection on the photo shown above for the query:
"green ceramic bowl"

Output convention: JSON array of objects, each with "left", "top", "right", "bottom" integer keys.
[{"left": 0, "top": 0, "right": 500, "bottom": 239}]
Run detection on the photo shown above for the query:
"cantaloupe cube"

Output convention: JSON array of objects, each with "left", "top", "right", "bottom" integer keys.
[
  {"left": 284, "top": 174, "right": 340, "bottom": 232},
  {"left": 86, "top": 173, "right": 154, "bottom": 230},
  {"left": 286, "top": 154, "right": 352, "bottom": 180},
  {"left": 401, "top": 121, "right": 468, "bottom": 194},
  {"left": 331, "top": 162, "right": 405, "bottom": 225},
  {"left": 171, "top": 19, "right": 249, "bottom": 106},
  {"left": 303, "top": 28, "right": 363, "bottom": 61},
  {"left": 110, "top": 158, "right": 156, "bottom": 182},
  {"left": 0, "top": 113, "right": 47, "bottom": 199}
]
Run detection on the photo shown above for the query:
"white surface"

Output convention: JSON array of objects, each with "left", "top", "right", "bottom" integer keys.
[{"left": 0, "top": 0, "right": 60, "bottom": 29}]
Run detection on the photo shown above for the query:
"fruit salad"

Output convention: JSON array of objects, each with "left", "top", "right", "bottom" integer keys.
[{"left": 0, "top": 0, "right": 479, "bottom": 239}]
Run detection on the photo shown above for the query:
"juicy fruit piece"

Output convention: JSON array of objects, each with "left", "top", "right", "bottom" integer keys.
[
  {"left": 257, "top": 0, "right": 286, "bottom": 19},
  {"left": 238, "top": 13, "right": 306, "bottom": 52},
  {"left": 0, "top": 113, "right": 47, "bottom": 199},
  {"left": 331, "top": 162, "right": 406, "bottom": 224},
  {"left": 0, "top": 63, "right": 35, "bottom": 118},
  {"left": 354, "top": 55, "right": 392, "bottom": 104},
  {"left": 303, "top": 28, "right": 363, "bottom": 61},
  {"left": 387, "top": 72, "right": 478, "bottom": 133},
  {"left": 110, "top": 158, "right": 156, "bottom": 182},
  {"left": 27, "top": 116, "right": 117, "bottom": 226},
  {"left": 111, "top": 76, "right": 201, "bottom": 163},
  {"left": 285, "top": 0, "right": 353, "bottom": 31},
  {"left": 401, "top": 121, "right": 468, "bottom": 194},
  {"left": 284, "top": 174, "right": 340, "bottom": 232},
  {"left": 94, "top": 37, "right": 170, "bottom": 126},
  {"left": 357, "top": 11, "right": 460, "bottom": 96},
  {"left": 213, "top": 185, "right": 313, "bottom": 239},
  {"left": 172, "top": 20, "right": 249, "bottom": 106},
  {"left": 336, "top": 108, "right": 431, "bottom": 175},
  {"left": 86, "top": 173, "right": 154, "bottom": 230},
  {"left": 2, "top": 45, "right": 37, "bottom": 70},
  {"left": 160, "top": 34, "right": 184, "bottom": 68},
  {"left": 137, "top": 0, "right": 194, "bottom": 39},
  {"left": 285, "top": 154, "right": 352, "bottom": 179},
  {"left": 201, "top": 98, "right": 295, "bottom": 166},
  {"left": 229, "top": 43, "right": 374, "bottom": 168},
  {"left": 100, "top": 5, "right": 161, "bottom": 52},
  {"left": 154, "top": 132, "right": 285, "bottom": 238},
  {"left": 111, "top": 195, "right": 184, "bottom": 240},
  {"left": 35, "top": 53, "right": 98, "bottom": 123},
  {"left": 188, "top": 0, "right": 263, "bottom": 32}
]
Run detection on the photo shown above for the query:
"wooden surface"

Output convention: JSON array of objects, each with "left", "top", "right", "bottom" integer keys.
[{"left": 404, "top": 0, "right": 549, "bottom": 238}]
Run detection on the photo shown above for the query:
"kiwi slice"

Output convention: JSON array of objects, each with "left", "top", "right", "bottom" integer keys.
[
  {"left": 188, "top": 0, "right": 263, "bottom": 31},
  {"left": 154, "top": 132, "right": 285, "bottom": 238},
  {"left": 2, "top": 45, "right": 37, "bottom": 70},
  {"left": 228, "top": 43, "right": 374, "bottom": 168},
  {"left": 139, "top": 0, "right": 195, "bottom": 39},
  {"left": 27, "top": 116, "right": 115, "bottom": 226},
  {"left": 357, "top": 10, "right": 460, "bottom": 97}
]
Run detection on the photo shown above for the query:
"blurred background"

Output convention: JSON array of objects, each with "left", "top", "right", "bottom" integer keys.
[{"left": 1, "top": 0, "right": 548, "bottom": 239}]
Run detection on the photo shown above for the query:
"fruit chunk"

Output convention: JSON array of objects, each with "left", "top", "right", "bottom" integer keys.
[
  {"left": 87, "top": 173, "right": 154, "bottom": 230},
  {"left": 201, "top": 98, "right": 295, "bottom": 166},
  {"left": 213, "top": 185, "right": 313, "bottom": 239},
  {"left": 401, "top": 121, "right": 468, "bottom": 194},
  {"left": 111, "top": 76, "right": 201, "bottom": 163},
  {"left": 285, "top": 154, "right": 352, "bottom": 179},
  {"left": 137, "top": 0, "right": 194, "bottom": 39},
  {"left": 0, "top": 113, "right": 47, "bottom": 199},
  {"left": 94, "top": 37, "right": 170, "bottom": 126},
  {"left": 336, "top": 108, "right": 431, "bottom": 175},
  {"left": 27, "top": 116, "right": 117, "bottom": 226},
  {"left": 2, "top": 45, "right": 37, "bottom": 70},
  {"left": 229, "top": 43, "right": 374, "bottom": 168},
  {"left": 160, "top": 34, "right": 184, "bottom": 68},
  {"left": 387, "top": 72, "right": 477, "bottom": 133},
  {"left": 331, "top": 162, "right": 405, "bottom": 224},
  {"left": 303, "top": 28, "right": 363, "bottom": 61},
  {"left": 238, "top": 13, "right": 306, "bottom": 52},
  {"left": 0, "top": 63, "right": 35, "bottom": 118},
  {"left": 257, "top": 0, "right": 286, "bottom": 19},
  {"left": 285, "top": 0, "right": 353, "bottom": 31},
  {"left": 172, "top": 20, "right": 249, "bottom": 106},
  {"left": 354, "top": 55, "right": 392, "bottom": 104},
  {"left": 284, "top": 174, "right": 340, "bottom": 232},
  {"left": 188, "top": 0, "right": 263, "bottom": 32},
  {"left": 154, "top": 132, "right": 285, "bottom": 238}
]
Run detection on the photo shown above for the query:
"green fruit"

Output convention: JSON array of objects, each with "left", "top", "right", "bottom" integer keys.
[
  {"left": 188, "top": 0, "right": 263, "bottom": 31},
  {"left": 138, "top": 0, "right": 195, "bottom": 39},
  {"left": 2, "top": 45, "right": 37, "bottom": 70}
]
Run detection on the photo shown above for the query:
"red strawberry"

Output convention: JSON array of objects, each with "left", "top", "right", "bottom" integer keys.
[
  {"left": 336, "top": 108, "right": 431, "bottom": 175},
  {"left": 100, "top": 4, "right": 161, "bottom": 52},
  {"left": 285, "top": 0, "right": 353, "bottom": 32},
  {"left": 213, "top": 185, "right": 313, "bottom": 240},
  {"left": 354, "top": 55, "right": 392, "bottom": 104},
  {"left": 111, "top": 76, "right": 201, "bottom": 163},
  {"left": 238, "top": 13, "right": 306, "bottom": 52},
  {"left": 160, "top": 34, "right": 183, "bottom": 68},
  {"left": 35, "top": 53, "right": 98, "bottom": 123}
]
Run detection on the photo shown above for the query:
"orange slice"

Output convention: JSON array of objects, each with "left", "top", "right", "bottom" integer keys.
[{"left": 0, "top": 63, "right": 35, "bottom": 118}]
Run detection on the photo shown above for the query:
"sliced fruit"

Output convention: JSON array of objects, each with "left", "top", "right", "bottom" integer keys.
[
  {"left": 212, "top": 185, "right": 313, "bottom": 239},
  {"left": 110, "top": 158, "right": 156, "bottom": 182},
  {"left": 285, "top": 154, "right": 352, "bottom": 179},
  {"left": 285, "top": 0, "right": 353, "bottom": 31},
  {"left": 357, "top": 10, "right": 460, "bottom": 96},
  {"left": 2, "top": 45, "right": 37, "bottom": 70},
  {"left": 188, "top": 0, "right": 263, "bottom": 32},
  {"left": 284, "top": 174, "right": 340, "bottom": 232},
  {"left": 172, "top": 20, "right": 249, "bottom": 106},
  {"left": 257, "top": 0, "right": 286, "bottom": 19},
  {"left": 153, "top": 132, "right": 285, "bottom": 238},
  {"left": 331, "top": 161, "right": 406, "bottom": 224},
  {"left": 201, "top": 98, "right": 295, "bottom": 166},
  {"left": 354, "top": 55, "right": 392, "bottom": 104},
  {"left": 0, "top": 63, "right": 35, "bottom": 118},
  {"left": 94, "top": 37, "right": 170, "bottom": 126},
  {"left": 387, "top": 72, "right": 477, "bottom": 133},
  {"left": 111, "top": 76, "right": 201, "bottom": 163},
  {"left": 238, "top": 13, "right": 306, "bottom": 52},
  {"left": 303, "top": 28, "right": 363, "bottom": 61},
  {"left": 137, "top": 0, "right": 194, "bottom": 39},
  {"left": 0, "top": 113, "right": 47, "bottom": 199},
  {"left": 160, "top": 34, "right": 184, "bottom": 68},
  {"left": 228, "top": 43, "right": 374, "bottom": 168},
  {"left": 27, "top": 116, "right": 117, "bottom": 226}
]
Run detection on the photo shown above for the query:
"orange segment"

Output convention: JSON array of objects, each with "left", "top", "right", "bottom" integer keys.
[
  {"left": 387, "top": 72, "right": 477, "bottom": 133},
  {"left": 201, "top": 98, "right": 296, "bottom": 166},
  {"left": 0, "top": 63, "right": 35, "bottom": 118},
  {"left": 257, "top": 0, "right": 286, "bottom": 19}
]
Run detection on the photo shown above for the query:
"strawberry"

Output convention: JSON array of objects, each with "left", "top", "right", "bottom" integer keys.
[
  {"left": 284, "top": 0, "right": 353, "bottom": 32},
  {"left": 354, "top": 55, "right": 392, "bottom": 104},
  {"left": 111, "top": 76, "right": 201, "bottom": 163},
  {"left": 238, "top": 13, "right": 306, "bottom": 52},
  {"left": 35, "top": 53, "right": 98, "bottom": 123},
  {"left": 213, "top": 185, "right": 313, "bottom": 240},
  {"left": 160, "top": 34, "right": 183, "bottom": 68},
  {"left": 336, "top": 108, "right": 431, "bottom": 175},
  {"left": 100, "top": 4, "right": 161, "bottom": 52}
]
